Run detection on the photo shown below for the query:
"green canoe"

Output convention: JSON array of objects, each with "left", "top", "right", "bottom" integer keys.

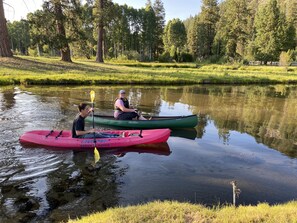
[{"left": 86, "top": 114, "right": 198, "bottom": 129}]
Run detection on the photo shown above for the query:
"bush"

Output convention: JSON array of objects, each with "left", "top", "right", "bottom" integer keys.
[
  {"left": 209, "top": 55, "right": 222, "bottom": 63},
  {"left": 28, "top": 48, "right": 38, "bottom": 57},
  {"left": 159, "top": 52, "right": 172, "bottom": 62},
  {"left": 123, "top": 50, "right": 141, "bottom": 61},
  {"left": 180, "top": 53, "right": 193, "bottom": 62},
  {"left": 279, "top": 51, "right": 292, "bottom": 67}
]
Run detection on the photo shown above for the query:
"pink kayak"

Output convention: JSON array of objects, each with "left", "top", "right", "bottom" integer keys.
[{"left": 19, "top": 129, "right": 171, "bottom": 150}]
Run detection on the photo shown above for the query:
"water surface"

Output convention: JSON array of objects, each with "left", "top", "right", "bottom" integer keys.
[{"left": 1, "top": 85, "right": 297, "bottom": 222}]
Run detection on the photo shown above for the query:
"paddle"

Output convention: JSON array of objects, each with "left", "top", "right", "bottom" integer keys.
[{"left": 90, "top": 90, "right": 100, "bottom": 163}]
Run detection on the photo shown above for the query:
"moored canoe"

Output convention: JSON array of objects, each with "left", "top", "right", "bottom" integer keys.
[{"left": 85, "top": 114, "right": 198, "bottom": 129}]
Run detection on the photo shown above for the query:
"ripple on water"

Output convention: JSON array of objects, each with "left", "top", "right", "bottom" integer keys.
[{"left": 10, "top": 149, "right": 64, "bottom": 182}]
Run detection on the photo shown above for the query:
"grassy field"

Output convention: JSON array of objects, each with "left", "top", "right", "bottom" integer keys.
[
  {"left": 1, "top": 56, "right": 297, "bottom": 85},
  {"left": 68, "top": 200, "right": 297, "bottom": 223}
]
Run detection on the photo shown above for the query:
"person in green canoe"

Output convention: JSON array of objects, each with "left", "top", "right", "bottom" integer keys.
[
  {"left": 114, "top": 90, "right": 147, "bottom": 120},
  {"left": 72, "top": 103, "right": 121, "bottom": 138}
]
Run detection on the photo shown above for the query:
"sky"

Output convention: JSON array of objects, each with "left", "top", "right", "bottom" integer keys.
[{"left": 4, "top": 0, "right": 202, "bottom": 23}]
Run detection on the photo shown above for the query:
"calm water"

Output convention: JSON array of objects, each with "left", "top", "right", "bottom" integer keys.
[{"left": 1, "top": 85, "right": 297, "bottom": 222}]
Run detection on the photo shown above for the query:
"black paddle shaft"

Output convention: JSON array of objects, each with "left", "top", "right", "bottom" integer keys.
[{"left": 92, "top": 102, "right": 96, "bottom": 144}]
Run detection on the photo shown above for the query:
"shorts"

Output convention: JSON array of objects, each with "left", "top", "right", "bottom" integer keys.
[{"left": 117, "top": 112, "right": 138, "bottom": 120}]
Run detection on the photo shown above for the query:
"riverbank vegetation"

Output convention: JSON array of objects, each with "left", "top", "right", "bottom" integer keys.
[
  {"left": 68, "top": 200, "right": 297, "bottom": 223},
  {"left": 1, "top": 56, "right": 297, "bottom": 86}
]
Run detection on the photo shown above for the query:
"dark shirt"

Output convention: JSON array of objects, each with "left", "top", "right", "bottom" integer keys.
[{"left": 72, "top": 115, "right": 85, "bottom": 138}]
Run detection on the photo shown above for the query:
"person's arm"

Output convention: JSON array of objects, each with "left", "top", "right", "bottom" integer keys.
[{"left": 76, "top": 129, "right": 95, "bottom": 136}]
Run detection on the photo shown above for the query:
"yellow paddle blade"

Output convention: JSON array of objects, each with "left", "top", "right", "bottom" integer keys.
[
  {"left": 90, "top": 90, "right": 95, "bottom": 103},
  {"left": 94, "top": 147, "right": 100, "bottom": 163}
]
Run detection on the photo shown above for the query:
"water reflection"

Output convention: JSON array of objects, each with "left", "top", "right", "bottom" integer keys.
[
  {"left": 188, "top": 85, "right": 297, "bottom": 158},
  {"left": 104, "top": 143, "right": 171, "bottom": 157},
  {"left": 1, "top": 85, "right": 297, "bottom": 222},
  {"left": 0, "top": 86, "right": 16, "bottom": 111},
  {"left": 45, "top": 152, "right": 123, "bottom": 221}
]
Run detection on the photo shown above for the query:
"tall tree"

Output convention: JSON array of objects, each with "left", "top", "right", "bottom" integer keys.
[
  {"left": 95, "top": 0, "right": 104, "bottom": 62},
  {"left": 188, "top": 0, "right": 219, "bottom": 59},
  {"left": 36, "top": 0, "right": 72, "bottom": 62},
  {"left": 141, "top": 1, "right": 157, "bottom": 61},
  {"left": 163, "top": 18, "right": 187, "bottom": 61},
  {"left": 188, "top": 15, "right": 209, "bottom": 59},
  {"left": 199, "top": 0, "right": 219, "bottom": 57},
  {"left": 7, "top": 20, "right": 30, "bottom": 55},
  {"left": 103, "top": 3, "right": 143, "bottom": 59},
  {"left": 0, "top": 0, "right": 13, "bottom": 57},
  {"left": 153, "top": 0, "right": 165, "bottom": 59},
  {"left": 253, "top": 0, "right": 292, "bottom": 62},
  {"left": 53, "top": 0, "right": 72, "bottom": 62},
  {"left": 214, "top": 0, "right": 250, "bottom": 60},
  {"left": 94, "top": 0, "right": 113, "bottom": 62},
  {"left": 285, "top": 0, "right": 297, "bottom": 48},
  {"left": 28, "top": 9, "right": 54, "bottom": 56},
  {"left": 67, "top": 0, "right": 95, "bottom": 59}
]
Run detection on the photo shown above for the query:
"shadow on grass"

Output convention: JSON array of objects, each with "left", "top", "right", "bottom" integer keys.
[{"left": 0, "top": 57, "right": 119, "bottom": 73}]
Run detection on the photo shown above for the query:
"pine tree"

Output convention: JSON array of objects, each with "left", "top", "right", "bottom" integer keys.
[
  {"left": 153, "top": 0, "right": 165, "bottom": 59},
  {"left": 285, "top": 0, "right": 297, "bottom": 49},
  {"left": 94, "top": 0, "right": 114, "bottom": 62},
  {"left": 199, "top": 0, "right": 219, "bottom": 57},
  {"left": 253, "top": 0, "right": 291, "bottom": 62},
  {"left": 141, "top": 1, "right": 156, "bottom": 61},
  {"left": 0, "top": 0, "right": 13, "bottom": 57},
  {"left": 53, "top": 0, "right": 72, "bottom": 62},
  {"left": 7, "top": 20, "right": 30, "bottom": 55},
  {"left": 163, "top": 19, "right": 187, "bottom": 61},
  {"left": 215, "top": 0, "right": 250, "bottom": 60},
  {"left": 95, "top": 0, "right": 104, "bottom": 62}
]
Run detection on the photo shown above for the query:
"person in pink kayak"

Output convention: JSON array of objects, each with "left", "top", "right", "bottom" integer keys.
[
  {"left": 72, "top": 103, "right": 120, "bottom": 138},
  {"left": 114, "top": 90, "right": 147, "bottom": 120}
]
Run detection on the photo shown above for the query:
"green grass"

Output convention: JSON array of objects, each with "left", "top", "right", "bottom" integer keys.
[
  {"left": 1, "top": 56, "right": 297, "bottom": 85},
  {"left": 68, "top": 200, "right": 297, "bottom": 223}
]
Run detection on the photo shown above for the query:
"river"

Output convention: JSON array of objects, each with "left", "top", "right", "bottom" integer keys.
[{"left": 0, "top": 85, "right": 297, "bottom": 222}]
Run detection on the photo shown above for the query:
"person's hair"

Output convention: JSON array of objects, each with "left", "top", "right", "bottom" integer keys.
[{"left": 78, "top": 103, "right": 89, "bottom": 112}]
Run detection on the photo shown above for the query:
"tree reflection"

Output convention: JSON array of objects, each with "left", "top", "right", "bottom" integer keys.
[
  {"left": 189, "top": 85, "right": 297, "bottom": 158},
  {"left": 46, "top": 151, "right": 126, "bottom": 222},
  {"left": 0, "top": 87, "right": 16, "bottom": 111}
]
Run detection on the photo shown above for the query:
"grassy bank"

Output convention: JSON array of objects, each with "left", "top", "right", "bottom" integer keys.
[
  {"left": 68, "top": 200, "right": 297, "bottom": 223},
  {"left": 1, "top": 56, "right": 297, "bottom": 86}
]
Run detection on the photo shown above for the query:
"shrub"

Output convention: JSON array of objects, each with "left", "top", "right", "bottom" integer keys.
[
  {"left": 122, "top": 50, "right": 141, "bottom": 61},
  {"left": 279, "top": 51, "right": 292, "bottom": 67},
  {"left": 159, "top": 52, "right": 172, "bottom": 62},
  {"left": 28, "top": 48, "right": 38, "bottom": 57},
  {"left": 180, "top": 53, "right": 193, "bottom": 62}
]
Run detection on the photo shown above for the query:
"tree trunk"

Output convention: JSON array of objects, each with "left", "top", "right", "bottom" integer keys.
[
  {"left": 96, "top": 26, "right": 104, "bottom": 62},
  {"left": 54, "top": 1, "right": 72, "bottom": 62},
  {"left": 96, "top": 0, "right": 104, "bottom": 63},
  {"left": 0, "top": 0, "right": 13, "bottom": 57}
]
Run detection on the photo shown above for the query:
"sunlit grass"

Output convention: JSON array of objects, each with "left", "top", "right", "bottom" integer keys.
[
  {"left": 68, "top": 200, "right": 297, "bottom": 223},
  {"left": 0, "top": 56, "right": 297, "bottom": 85}
]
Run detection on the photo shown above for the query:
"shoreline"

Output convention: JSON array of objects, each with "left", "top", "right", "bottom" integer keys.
[
  {"left": 1, "top": 56, "right": 297, "bottom": 86},
  {"left": 68, "top": 200, "right": 297, "bottom": 223}
]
